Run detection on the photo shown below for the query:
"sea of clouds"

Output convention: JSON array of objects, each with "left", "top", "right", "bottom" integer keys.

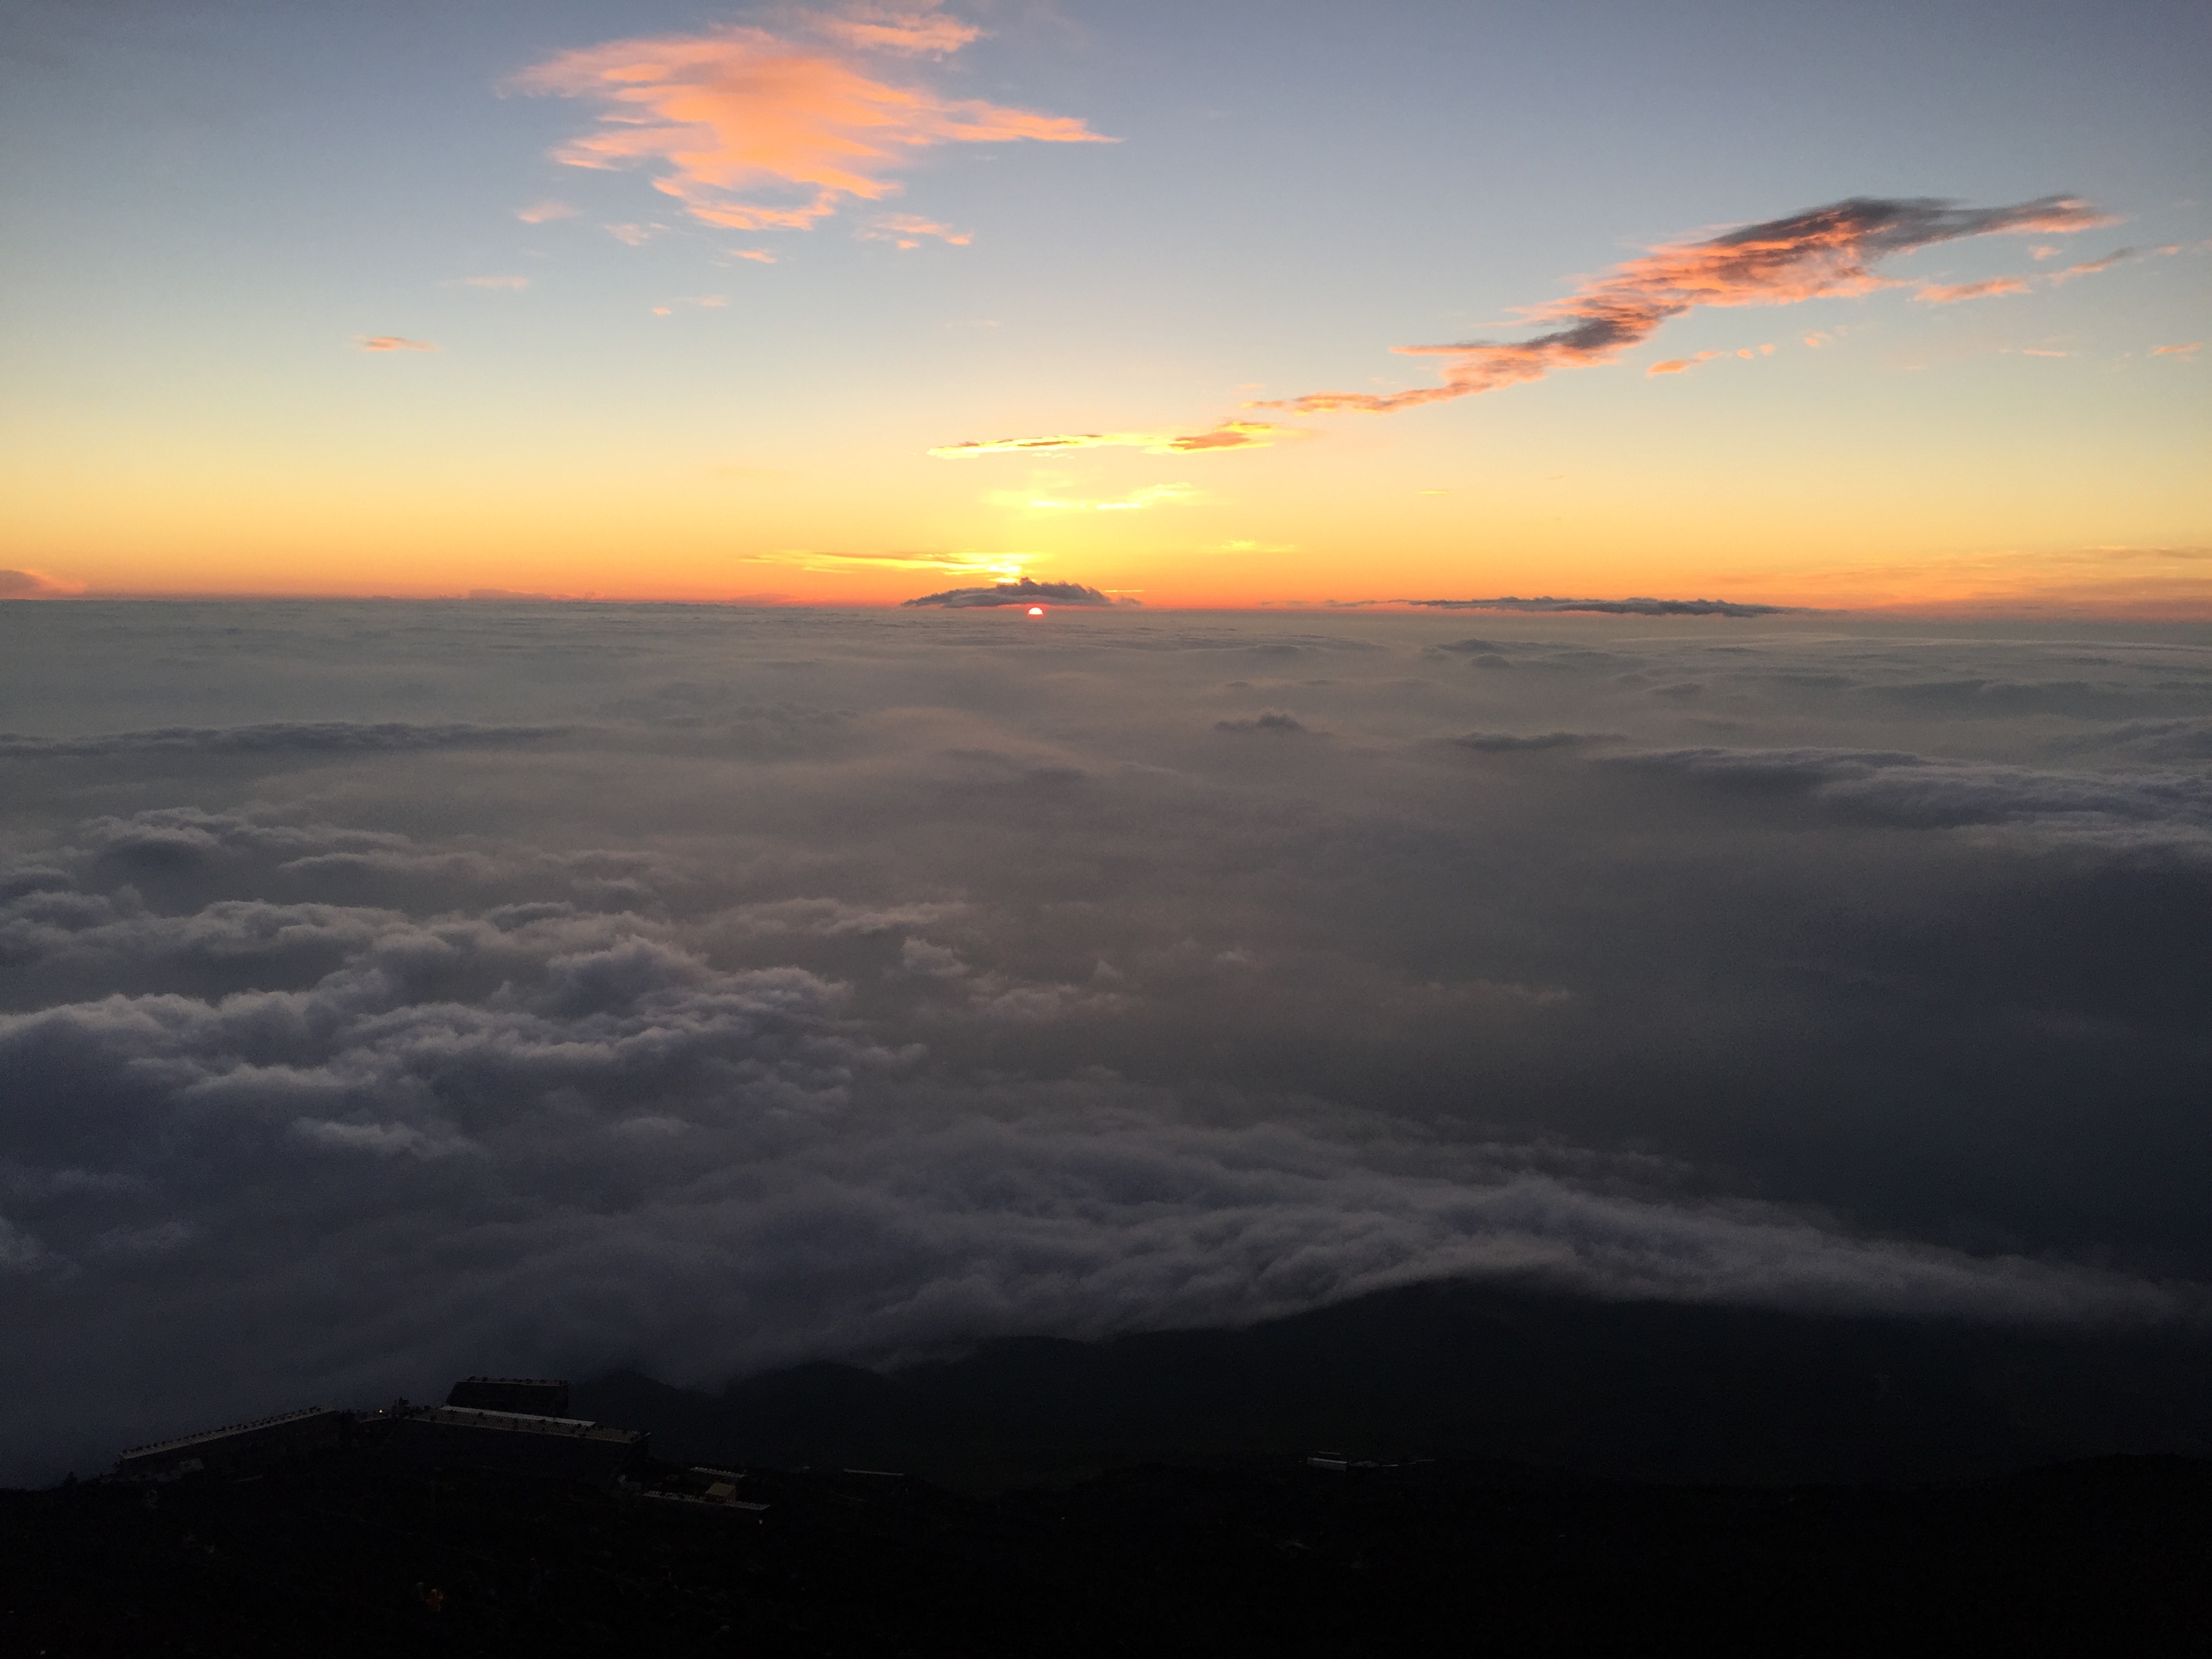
[{"left": 3, "top": 600, "right": 2209, "bottom": 1480}]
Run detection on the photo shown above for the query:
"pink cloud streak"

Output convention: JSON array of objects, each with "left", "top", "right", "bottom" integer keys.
[
  {"left": 1262, "top": 195, "right": 2108, "bottom": 414},
  {"left": 509, "top": 8, "right": 1111, "bottom": 234},
  {"left": 1913, "top": 276, "right": 2030, "bottom": 304},
  {"left": 928, "top": 421, "right": 1284, "bottom": 459},
  {"left": 862, "top": 212, "right": 970, "bottom": 248}
]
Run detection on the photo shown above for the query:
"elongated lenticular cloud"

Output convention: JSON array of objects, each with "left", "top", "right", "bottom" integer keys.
[
  {"left": 1264, "top": 195, "right": 2106, "bottom": 414},
  {"left": 930, "top": 420, "right": 1283, "bottom": 459},
  {"left": 510, "top": 9, "right": 1111, "bottom": 234},
  {"left": 903, "top": 577, "right": 1120, "bottom": 607},
  {"left": 1410, "top": 596, "right": 1795, "bottom": 617}
]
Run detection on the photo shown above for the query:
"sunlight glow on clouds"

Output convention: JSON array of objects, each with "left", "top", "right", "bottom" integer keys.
[
  {"left": 511, "top": 7, "right": 1112, "bottom": 234},
  {"left": 860, "top": 212, "right": 971, "bottom": 248},
  {"left": 1264, "top": 195, "right": 2110, "bottom": 413},
  {"left": 356, "top": 335, "right": 436, "bottom": 352},
  {"left": 1914, "top": 276, "right": 2030, "bottom": 304},
  {"left": 0, "top": 568, "right": 85, "bottom": 598},
  {"left": 929, "top": 421, "right": 1284, "bottom": 459}
]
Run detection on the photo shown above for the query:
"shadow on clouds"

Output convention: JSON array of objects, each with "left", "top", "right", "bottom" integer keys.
[{"left": 1, "top": 600, "right": 2209, "bottom": 1480}]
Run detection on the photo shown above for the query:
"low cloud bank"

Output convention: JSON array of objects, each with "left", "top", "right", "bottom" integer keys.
[
  {"left": 1409, "top": 596, "right": 1795, "bottom": 617},
  {"left": 3, "top": 602, "right": 2209, "bottom": 1479}
]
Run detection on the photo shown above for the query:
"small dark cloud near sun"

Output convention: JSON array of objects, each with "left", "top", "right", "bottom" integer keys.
[{"left": 903, "top": 577, "right": 1132, "bottom": 609}]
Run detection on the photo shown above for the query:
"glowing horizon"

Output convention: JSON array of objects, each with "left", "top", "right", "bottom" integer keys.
[{"left": 1, "top": 3, "right": 2205, "bottom": 617}]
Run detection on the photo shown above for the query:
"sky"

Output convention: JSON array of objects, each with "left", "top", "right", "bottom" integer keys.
[{"left": 2, "top": 0, "right": 2207, "bottom": 611}]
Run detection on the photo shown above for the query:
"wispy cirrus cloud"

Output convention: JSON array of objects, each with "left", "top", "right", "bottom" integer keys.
[
  {"left": 514, "top": 199, "right": 579, "bottom": 224},
  {"left": 459, "top": 274, "right": 531, "bottom": 290},
  {"left": 508, "top": 6, "right": 1111, "bottom": 234},
  {"left": 356, "top": 335, "right": 436, "bottom": 353},
  {"left": 2154, "top": 342, "right": 2202, "bottom": 359},
  {"left": 861, "top": 213, "right": 970, "bottom": 248},
  {"left": 2047, "top": 247, "right": 2137, "bottom": 283},
  {"left": 929, "top": 420, "right": 1284, "bottom": 459},
  {"left": 1648, "top": 350, "right": 1723, "bottom": 375},
  {"left": 1261, "top": 195, "right": 2108, "bottom": 415},
  {"left": 812, "top": 4, "right": 980, "bottom": 56},
  {"left": 1914, "top": 276, "right": 2030, "bottom": 304}
]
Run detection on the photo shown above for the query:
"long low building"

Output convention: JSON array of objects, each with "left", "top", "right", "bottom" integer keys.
[
  {"left": 382, "top": 1404, "right": 647, "bottom": 1485},
  {"left": 115, "top": 1407, "right": 350, "bottom": 1479}
]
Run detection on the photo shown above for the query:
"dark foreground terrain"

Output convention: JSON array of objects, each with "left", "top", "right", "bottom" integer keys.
[
  {"left": 14, "top": 1286, "right": 2212, "bottom": 1656},
  {"left": 579, "top": 1282, "right": 2212, "bottom": 1490},
  {"left": 5, "top": 1445, "right": 2208, "bottom": 1658}
]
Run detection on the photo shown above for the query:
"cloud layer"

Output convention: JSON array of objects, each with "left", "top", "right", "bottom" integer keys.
[
  {"left": 512, "top": 7, "right": 1111, "bottom": 234},
  {"left": 1265, "top": 195, "right": 2105, "bottom": 413},
  {"left": 4, "top": 600, "right": 2210, "bottom": 1479},
  {"left": 1409, "top": 596, "right": 1795, "bottom": 617}
]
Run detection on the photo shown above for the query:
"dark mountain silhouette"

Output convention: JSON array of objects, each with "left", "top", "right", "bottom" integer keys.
[{"left": 577, "top": 1282, "right": 2212, "bottom": 1490}]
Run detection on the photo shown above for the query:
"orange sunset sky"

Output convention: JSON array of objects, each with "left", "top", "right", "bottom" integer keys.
[{"left": 2, "top": 2, "right": 2205, "bottom": 614}]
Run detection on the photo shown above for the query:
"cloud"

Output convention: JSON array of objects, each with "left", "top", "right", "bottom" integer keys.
[
  {"left": 860, "top": 213, "right": 971, "bottom": 248},
  {"left": 1454, "top": 731, "right": 1616, "bottom": 752},
  {"left": 1913, "top": 276, "right": 2030, "bottom": 303},
  {"left": 1407, "top": 596, "right": 1795, "bottom": 617},
  {"left": 0, "top": 722, "right": 562, "bottom": 760},
  {"left": 459, "top": 274, "right": 531, "bottom": 290},
  {"left": 929, "top": 421, "right": 1284, "bottom": 459},
  {"left": 1263, "top": 195, "right": 2107, "bottom": 413},
  {"left": 733, "top": 249, "right": 778, "bottom": 264},
  {"left": 515, "top": 199, "right": 579, "bottom": 223},
  {"left": 2047, "top": 247, "right": 2135, "bottom": 283},
  {"left": 1618, "top": 745, "right": 2212, "bottom": 858},
  {"left": 2154, "top": 342, "right": 2201, "bottom": 359},
  {"left": 7, "top": 602, "right": 2212, "bottom": 1480},
  {"left": 901, "top": 577, "right": 1118, "bottom": 608},
  {"left": 510, "top": 11, "right": 1112, "bottom": 234},
  {"left": 356, "top": 336, "right": 436, "bottom": 353},
  {"left": 1647, "top": 350, "right": 1723, "bottom": 375},
  {"left": 813, "top": 3, "right": 980, "bottom": 56},
  {"left": 0, "top": 569, "right": 84, "bottom": 599},
  {"left": 1215, "top": 711, "right": 1310, "bottom": 733}
]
